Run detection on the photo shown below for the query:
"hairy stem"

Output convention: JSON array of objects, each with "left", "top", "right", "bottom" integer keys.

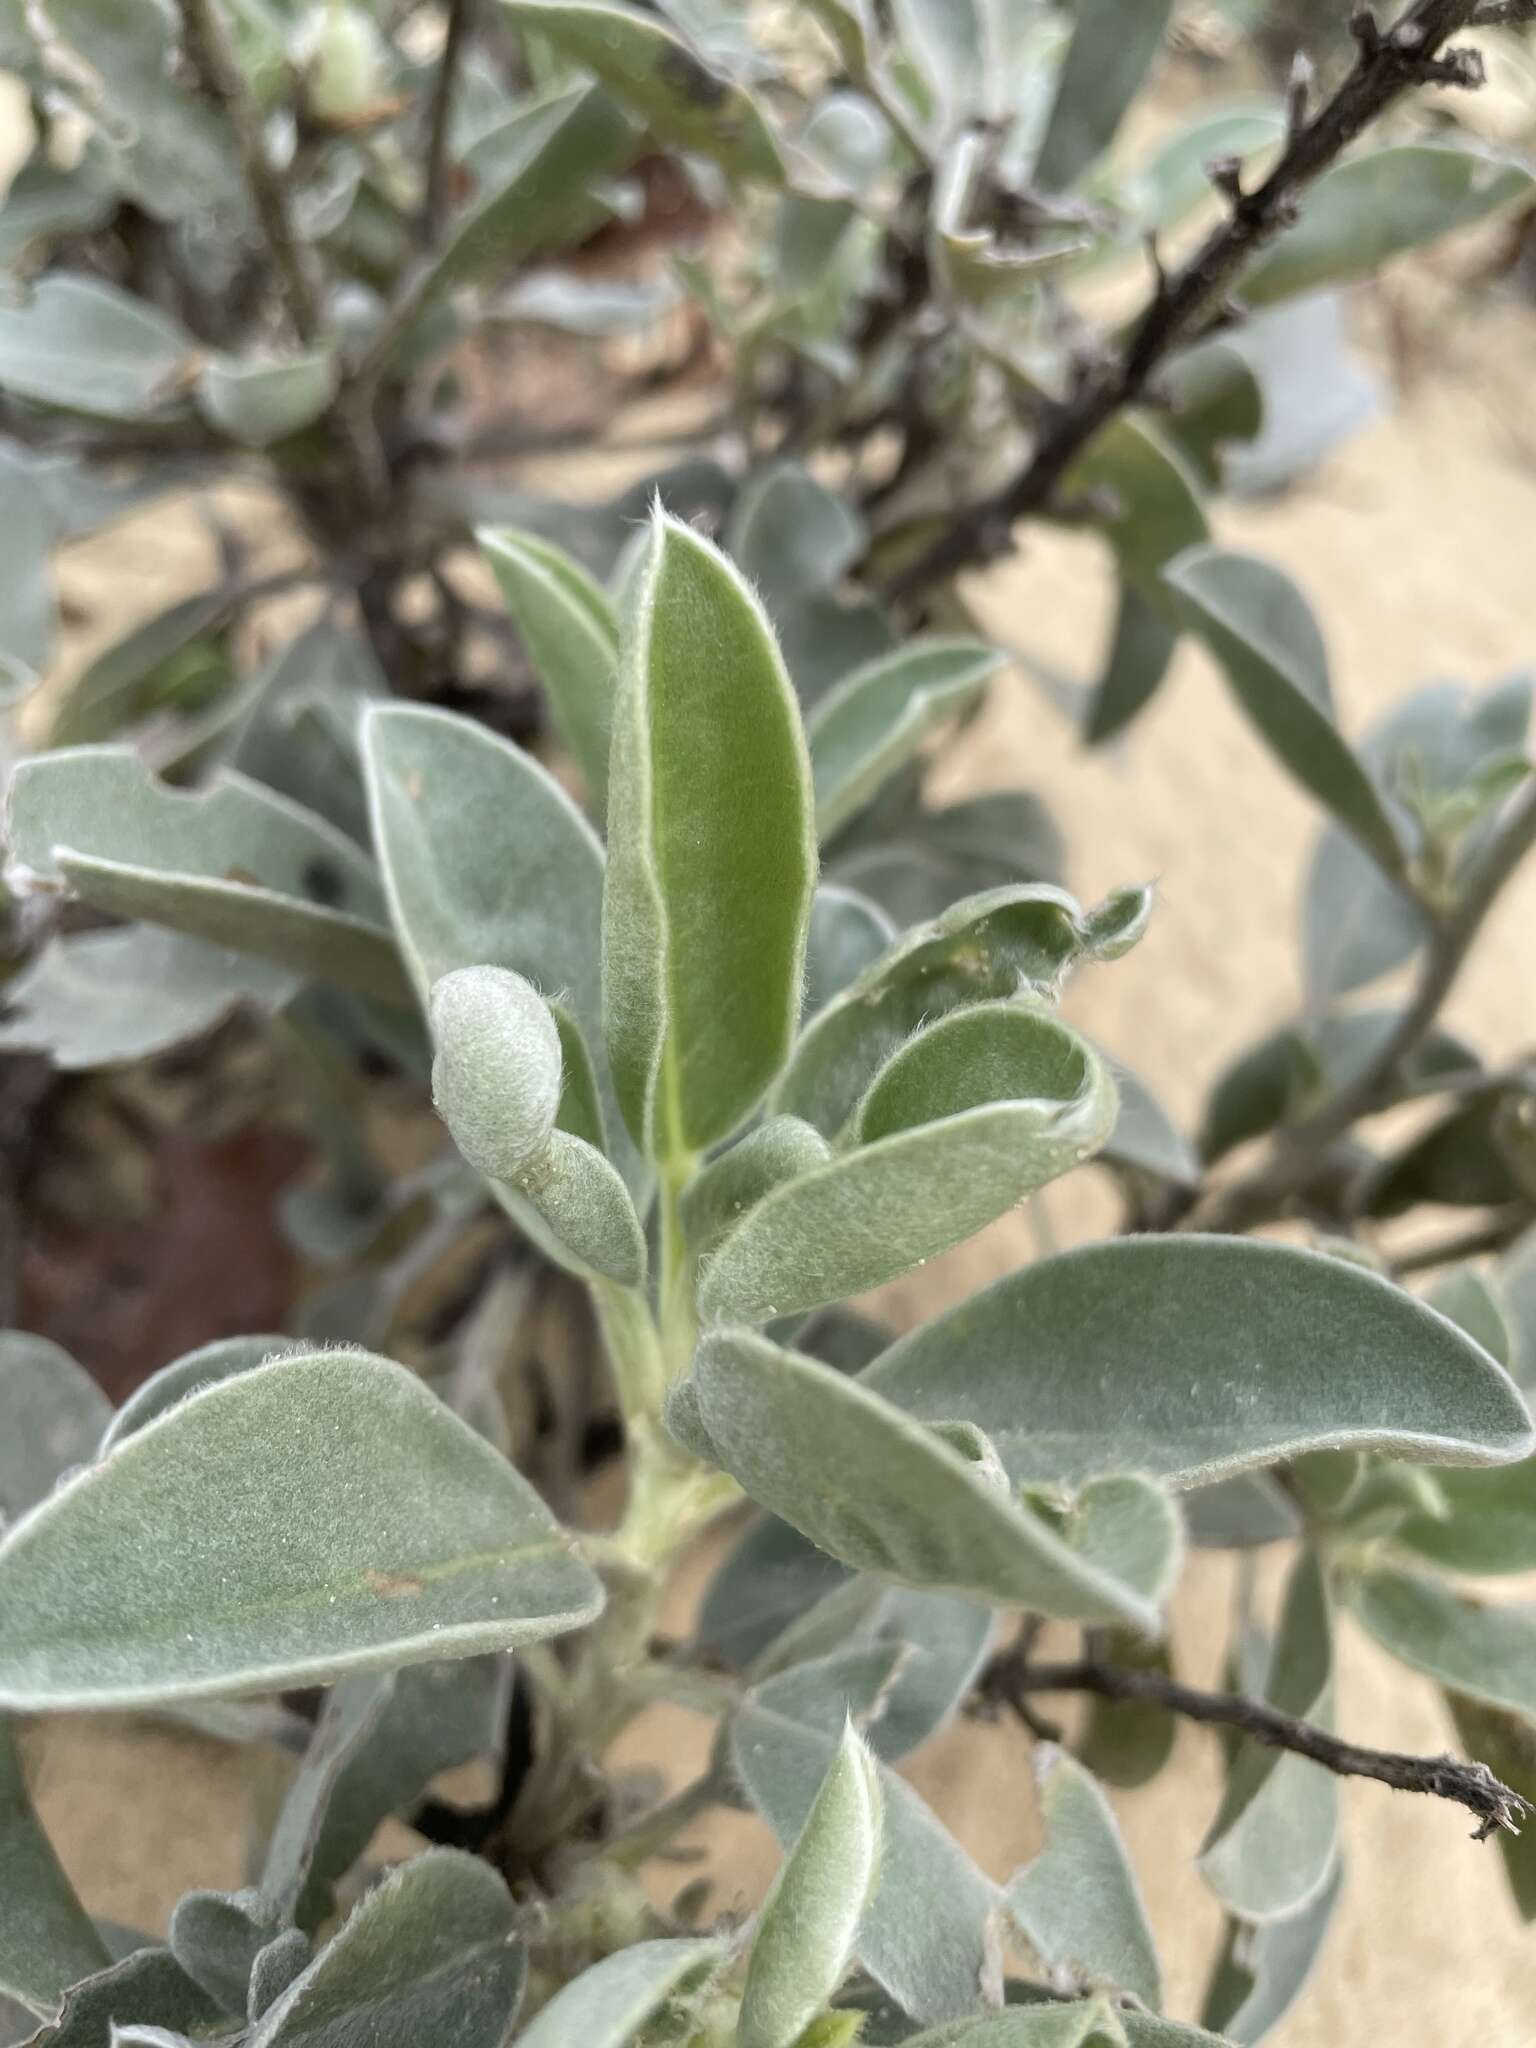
[
  {"left": 889, "top": 0, "right": 1493, "bottom": 602},
  {"left": 985, "top": 1651, "right": 1531, "bottom": 1840}
]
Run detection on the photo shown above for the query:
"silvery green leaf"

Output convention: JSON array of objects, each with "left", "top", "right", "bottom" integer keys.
[
  {"left": 804, "top": 885, "right": 896, "bottom": 1017},
  {"left": 731, "top": 1682, "right": 1001, "bottom": 2025},
  {"left": 501, "top": 0, "right": 783, "bottom": 182},
  {"left": 1033, "top": 0, "right": 1174, "bottom": 189},
  {"left": 1164, "top": 548, "right": 1405, "bottom": 876},
  {"left": 740, "top": 1723, "right": 883, "bottom": 2048},
  {"left": 478, "top": 527, "right": 620, "bottom": 813},
  {"left": 295, "top": 1660, "right": 506, "bottom": 1931},
  {"left": 0, "top": 441, "right": 58, "bottom": 697},
  {"left": 1075, "top": 1633, "right": 1177, "bottom": 1791},
  {"left": 1345, "top": 1565, "right": 1536, "bottom": 1718},
  {"left": 247, "top": 1851, "right": 524, "bottom": 2048},
  {"left": 684, "top": 1328, "right": 1163, "bottom": 1628},
  {"left": 1120, "top": 100, "right": 1283, "bottom": 232},
  {"left": 1428, "top": 1266, "right": 1511, "bottom": 1367},
  {"left": 491, "top": 1131, "right": 648, "bottom": 1287},
  {"left": 1241, "top": 144, "right": 1535, "bottom": 307},
  {"left": 603, "top": 510, "right": 816, "bottom": 1159},
  {"left": 1008, "top": 1746, "right": 1161, "bottom": 2011},
  {"left": 682, "top": 1118, "right": 833, "bottom": 1263},
  {"left": 101, "top": 1336, "right": 306, "bottom": 1453},
  {"left": 751, "top": 1637, "right": 907, "bottom": 1735},
  {"left": 776, "top": 882, "right": 1143, "bottom": 1139},
  {"left": 1052, "top": 1475, "right": 1183, "bottom": 1611},
  {"left": 0, "top": 1334, "right": 111, "bottom": 1522},
  {"left": 0, "top": 927, "right": 298, "bottom": 1072},
  {"left": 49, "top": 588, "right": 232, "bottom": 749},
  {"left": 1397, "top": 1454, "right": 1536, "bottom": 1577},
  {"left": 422, "top": 84, "right": 633, "bottom": 299},
  {"left": 1156, "top": 340, "right": 1262, "bottom": 493},
  {"left": 167, "top": 1889, "right": 275, "bottom": 2014},
  {"left": 1081, "top": 584, "right": 1178, "bottom": 748},
  {"left": 257, "top": 1675, "right": 394, "bottom": 1922},
  {"left": 900, "top": 2011, "right": 1131, "bottom": 2048},
  {"left": 808, "top": 642, "right": 1005, "bottom": 841},
  {"left": 698, "top": 1515, "right": 853, "bottom": 1669},
  {"left": 17, "top": 1949, "right": 221, "bottom": 2048},
  {"left": 0, "top": 1349, "right": 602, "bottom": 1709},
  {"left": 0, "top": 276, "right": 193, "bottom": 420},
  {"left": 1444, "top": 1693, "right": 1536, "bottom": 1921},
  {"left": 1220, "top": 294, "right": 1379, "bottom": 498},
  {"left": 860, "top": 1235, "right": 1533, "bottom": 1487},
  {"left": 702, "top": 1003, "right": 1116, "bottom": 1323},
  {"left": 1202, "top": 1861, "right": 1342, "bottom": 2045},
  {"left": 1060, "top": 415, "right": 1206, "bottom": 620},
  {"left": 510, "top": 1937, "right": 723, "bottom": 2048},
  {"left": 1361, "top": 1092, "right": 1529, "bottom": 1217},
  {"left": 1199, "top": 1551, "right": 1337, "bottom": 1923},
  {"left": 0, "top": 154, "right": 115, "bottom": 269},
  {"left": 197, "top": 349, "right": 338, "bottom": 449},
  {"left": 1184, "top": 1475, "right": 1299, "bottom": 1551},
  {"left": 0, "top": 1714, "right": 111, "bottom": 2015},
  {"left": 1100, "top": 1061, "right": 1199, "bottom": 1186},
  {"left": 361, "top": 703, "right": 641, "bottom": 1194},
  {"left": 248, "top": 1933, "right": 312, "bottom": 2023},
  {"left": 8, "top": 750, "right": 406, "bottom": 1006}
]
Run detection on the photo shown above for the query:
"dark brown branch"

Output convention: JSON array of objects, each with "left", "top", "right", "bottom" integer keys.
[
  {"left": 889, "top": 0, "right": 1493, "bottom": 602},
  {"left": 420, "top": 0, "right": 472, "bottom": 246},
  {"left": 1469, "top": 0, "right": 1536, "bottom": 23},
  {"left": 985, "top": 1651, "right": 1531, "bottom": 1841}
]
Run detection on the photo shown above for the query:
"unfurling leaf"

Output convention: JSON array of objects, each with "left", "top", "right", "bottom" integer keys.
[
  {"left": 739, "top": 1723, "right": 883, "bottom": 2048},
  {"left": 0, "top": 1350, "right": 602, "bottom": 1708},
  {"left": 511, "top": 1938, "right": 723, "bottom": 2048}
]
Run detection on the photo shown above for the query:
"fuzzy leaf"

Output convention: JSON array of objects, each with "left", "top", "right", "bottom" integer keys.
[
  {"left": 0, "top": 276, "right": 193, "bottom": 420},
  {"left": 680, "top": 1328, "right": 1163, "bottom": 1628},
  {"left": 1241, "top": 143, "right": 1536, "bottom": 307},
  {"left": 48, "top": 588, "right": 231, "bottom": 749},
  {"left": 478, "top": 528, "right": 619, "bottom": 813},
  {"left": 603, "top": 511, "right": 816, "bottom": 1158},
  {"left": 511, "top": 1938, "right": 723, "bottom": 2048},
  {"left": 1199, "top": 1551, "right": 1338, "bottom": 1923},
  {"left": 1060, "top": 415, "right": 1206, "bottom": 617},
  {"left": 15, "top": 1949, "right": 220, "bottom": 2048},
  {"left": 900, "top": 2013, "right": 1133, "bottom": 2048},
  {"left": 682, "top": 1117, "right": 833, "bottom": 1263},
  {"left": 860, "top": 1234, "right": 1533, "bottom": 1487},
  {"left": 7, "top": 750, "right": 406, "bottom": 1006},
  {"left": 1202, "top": 1861, "right": 1342, "bottom": 2045},
  {"left": 1444, "top": 1692, "right": 1536, "bottom": 1922},
  {"left": 101, "top": 1335, "right": 306, "bottom": 1453},
  {"left": 1034, "top": 0, "right": 1174, "bottom": 189},
  {"left": 698, "top": 1515, "right": 853, "bottom": 1670},
  {"left": 701, "top": 1003, "right": 1116, "bottom": 1323},
  {"left": 0, "top": 1334, "right": 111, "bottom": 1522},
  {"left": 0, "top": 1715, "right": 111, "bottom": 2015},
  {"left": 1082, "top": 584, "right": 1179, "bottom": 748},
  {"left": 1345, "top": 1565, "right": 1536, "bottom": 1718},
  {"left": 168, "top": 1888, "right": 275, "bottom": 2013},
  {"left": 1397, "top": 1457, "right": 1536, "bottom": 1577},
  {"left": 1164, "top": 547, "right": 1404, "bottom": 875},
  {"left": 197, "top": 350, "right": 338, "bottom": 448},
  {"left": 740, "top": 1723, "right": 884, "bottom": 2048},
  {"left": 502, "top": 0, "right": 783, "bottom": 182},
  {"left": 808, "top": 641, "right": 1004, "bottom": 841},
  {"left": 247, "top": 1851, "right": 524, "bottom": 2048},
  {"left": 258, "top": 1675, "right": 395, "bottom": 1922},
  {"left": 1100, "top": 1061, "right": 1199, "bottom": 1186},
  {"left": 1008, "top": 1746, "right": 1161, "bottom": 2011},
  {"left": 0, "top": 1349, "right": 602, "bottom": 1709},
  {"left": 804, "top": 885, "right": 896, "bottom": 1016},
  {"left": 776, "top": 883, "right": 1145, "bottom": 1139}
]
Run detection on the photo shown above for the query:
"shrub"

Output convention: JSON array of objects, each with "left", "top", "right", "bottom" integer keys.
[{"left": 1, "top": 3, "right": 1536, "bottom": 2046}]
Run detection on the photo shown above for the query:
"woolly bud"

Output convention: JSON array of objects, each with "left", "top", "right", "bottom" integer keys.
[{"left": 430, "top": 966, "right": 562, "bottom": 1187}]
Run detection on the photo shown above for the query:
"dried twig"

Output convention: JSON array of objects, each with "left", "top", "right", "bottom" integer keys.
[
  {"left": 984, "top": 1649, "right": 1531, "bottom": 1841},
  {"left": 889, "top": 0, "right": 1495, "bottom": 602}
]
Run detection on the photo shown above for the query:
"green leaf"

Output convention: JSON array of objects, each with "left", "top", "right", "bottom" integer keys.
[
  {"left": 0, "top": 926, "right": 299, "bottom": 1072},
  {"left": 1100, "top": 1060, "right": 1199, "bottom": 1187},
  {"left": 1199, "top": 1551, "right": 1338, "bottom": 1923},
  {"left": 0, "top": 1714, "right": 111, "bottom": 2015},
  {"left": 1075, "top": 1632, "right": 1177, "bottom": 1791},
  {"left": 1444, "top": 1692, "right": 1536, "bottom": 1921},
  {"left": 0, "top": 441, "right": 58, "bottom": 697},
  {"left": 101, "top": 1335, "right": 306, "bottom": 1453},
  {"left": 1185, "top": 1475, "right": 1299, "bottom": 1551},
  {"left": 776, "top": 882, "right": 1146, "bottom": 1140},
  {"left": 1241, "top": 143, "right": 1536, "bottom": 307},
  {"left": 197, "top": 348, "right": 339, "bottom": 449},
  {"left": 682, "top": 1117, "right": 833, "bottom": 1264},
  {"left": 603, "top": 510, "right": 817, "bottom": 1159},
  {"left": 731, "top": 1682, "right": 1001, "bottom": 2026},
  {"left": 49, "top": 588, "right": 232, "bottom": 748},
  {"left": 250, "top": 1931, "right": 313, "bottom": 2020},
  {"left": 1346, "top": 1565, "right": 1536, "bottom": 1719},
  {"left": 510, "top": 1938, "right": 723, "bottom": 2048},
  {"left": 0, "top": 276, "right": 193, "bottom": 420},
  {"left": 0, "top": 1348, "right": 602, "bottom": 1708},
  {"left": 1033, "top": 0, "right": 1174, "bottom": 190},
  {"left": 1164, "top": 547, "right": 1405, "bottom": 875},
  {"left": 860, "top": 1234, "right": 1533, "bottom": 1487},
  {"left": 1008, "top": 1746, "right": 1161, "bottom": 2009},
  {"left": 1398, "top": 1455, "right": 1536, "bottom": 1577},
  {"left": 258, "top": 1674, "right": 394, "bottom": 1922},
  {"left": 247, "top": 1851, "right": 524, "bottom": 2048},
  {"left": 168, "top": 1887, "right": 275, "bottom": 2013},
  {"left": 8, "top": 749, "right": 407, "bottom": 1006},
  {"left": 503, "top": 0, "right": 783, "bottom": 181},
  {"left": 740, "top": 1723, "right": 884, "bottom": 2048},
  {"left": 1201, "top": 1861, "right": 1342, "bottom": 2046},
  {"left": 0, "top": 1333, "right": 110, "bottom": 1522},
  {"left": 698, "top": 1515, "right": 852, "bottom": 1670},
  {"left": 423, "top": 84, "right": 634, "bottom": 298},
  {"left": 478, "top": 527, "right": 620, "bottom": 813},
  {"left": 1081, "top": 584, "right": 1178, "bottom": 748},
  {"left": 1060, "top": 415, "right": 1207, "bottom": 616},
  {"left": 804, "top": 885, "right": 896, "bottom": 1017},
  {"left": 14, "top": 1948, "right": 221, "bottom": 2048},
  {"left": 701, "top": 1003, "right": 1116, "bottom": 1323},
  {"left": 678, "top": 1328, "right": 1163, "bottom": 1628},
  {"left": 807, "top": 641, "right": 1005, "bottom": 841},
  {"left": 1362, "top": 1092, "right": 1531, "bottom": 1217},
  {"left": 1121, "top": 100, "right": 1283, "bottom": 232}
]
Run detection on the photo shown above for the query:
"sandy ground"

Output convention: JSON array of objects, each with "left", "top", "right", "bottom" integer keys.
[{"left": 15, "top": 254, "right": 1536, "bottom": 2042}]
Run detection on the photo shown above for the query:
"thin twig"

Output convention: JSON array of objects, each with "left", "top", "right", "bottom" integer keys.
[
  {"left": 1188, "top": 779, "right": 1536, "bottom": 1233},
  {"left": 1470, "top": 0, "right": 1536, "bottom": 23},
  {"left": 420, "top": 0, "right": 472, "bottom": 246},
  {"left": 1389, "top": 1202, "right": 1535, "bottom": 1276},
  {"left": 985, "top": 1652, "right": 1531, "bottom": 1841},
  {"left": 175, "top": 0, "right": 324, "bottom": 344},
  {"left": 889, "top": 0, "right": 1493, "bottom": 602}
]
